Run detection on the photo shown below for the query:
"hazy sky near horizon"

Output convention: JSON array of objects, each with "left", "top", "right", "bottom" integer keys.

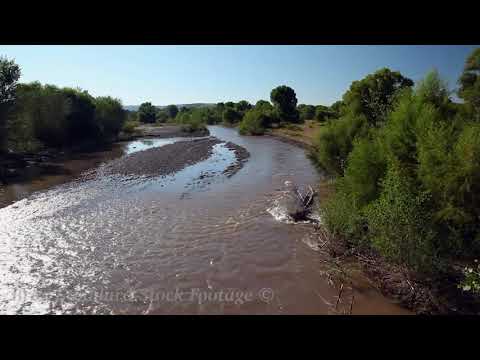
[{"left": 1, "top": 45, "right": 478, "bottom": 106}]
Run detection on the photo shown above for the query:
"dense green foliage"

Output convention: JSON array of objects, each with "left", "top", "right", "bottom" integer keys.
[
  {"left": 0, "top": 58, "right": 126, "bottom": 152},
  {"left": 270, "top": 85, "right": 300, "bottom": 123},
  {"left": 459, "top": 48, "right": 480, "bottom": 120},
  {"left": 138, "top": 102, "right": 157, "bottom": 123},
  {"left": 312, "top": 68, "right": 413, "bottom": 175},
  {"left": 222, "top": 107, "right": 242, "bottom": 125},
  {"left": 298, "top": 104, "right": 315, "bottom": 121},
  {"left": 94, "top": 96, "right": 127, "bottom": 140},
  {"left": 155, "top": 109, "right": 168, "bottom": 123},
  {"left": 312, "top": 112, "right": 368, "bottom": 175},
  {"left": 0, "top": 57, "right": 21, "bottom": 152},
  {"left": 235, "top": 100, "right": 252, "bottom": 113},
  {"left": 329, "top": 100, "right": 344, "bottom": 117},
  {"left": 165, "top": 104, "right": 179, "bottom": 119},
  {"left": 316, "top": 50, "right": 480, "bottom": 274},
  {"left": 460, "top": 260, "right": 480, "bottom": 293},
  {"left": 238, "top": 109, "right": 269, "bottom": 135},
  {"left": 343, "top": 68, "right": 414, "bottom": 126},
  {"left": 169, "top": 106, "right": 218, "bottom": 132},
  {"left": 7, "top": 82, "right": 126, "bottom": 150},
  {"left": 315, "top": 105, "right": 334, "bottom": 122}
]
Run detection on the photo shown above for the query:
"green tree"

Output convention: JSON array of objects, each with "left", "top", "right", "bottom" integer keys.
[
  {"left": 343, "top": 68, "right": 414, "bottom": 126},
  {"left": 459, "top": 48, "right": 480, "bottom": 120},
  {"left": 298, "top": 104, "right": 315, "bottom": 121},
  {"left": 138, "top": 102, "right": 157, "bottom": 123},
  {"left": 315, "top": 105, "right": 332, "bottom": 122},
  {"left": 330, "top": 100, "right": 345, "bottom": 117},
  {"left": 216, "top": 102, "right": 225, "bottom": 115},
  {"left": 156, "top": 109, "right": 169, "bottom": 123},
  {"left": 255, "top": 100, "right": 272, "bottom": 111},
  {"left": 165, "top": 104, "right": 179, "bottom": 119},
  {"left": 62, "top": 87, "right": 97, "bottom": 143},
  {"left": 94, "top": 96, "right": 126, "bottom": 139},
  {"left": 254, "top": 100, "right": 276, "bottom": 126},
  {"left": 223, "top": 108, "right": 242, "bottom": 125},
  {"left": 0, "top": 56, "right": 21, "bottom": 152},
  {"left": 270, "top": 85, "right": 300, "bottom": 123},
  {"left": 235, "top": 100, "right": 252, "bottom": 113},
  {"left": 238, "top": 109, "right": 268, "bottom": 135}
]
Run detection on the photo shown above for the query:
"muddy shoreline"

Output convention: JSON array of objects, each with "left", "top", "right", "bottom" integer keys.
[
  {"left": 265, "top": 131, "right": 314, "bottom": 152},
  {"left": 0, "top": 125, "right": 209, "bottom": 185},
  {"left": 319, "top": 234, "right": 480, "bottom": 314},
  {"left": 308, "top": 195, "right": 480, "bottom": 315}
]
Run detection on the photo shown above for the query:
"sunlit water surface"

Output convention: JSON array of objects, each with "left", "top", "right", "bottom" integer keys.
[{"left": 0, "top": 127, "right": 411, "bottom": 314}]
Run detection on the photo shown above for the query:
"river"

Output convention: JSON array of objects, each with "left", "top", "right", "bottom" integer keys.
[{"left": 0, "top": 126, "right": 411, "bottom": 314}]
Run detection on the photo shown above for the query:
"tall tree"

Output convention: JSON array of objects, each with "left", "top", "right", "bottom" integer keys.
[
  {"left": 0, "top": 56, "right": 21, "bottom": 152},
  {"left": 223, "top": 108, "right": 241, "bottom": 124},
  {"left": 459, "top": 48, "right": 480, "bottom": 120},
  {"left": 236, "top": 100, "right": 252, "bottom": 113},
  {"left": 94, "top": 96, "right": 126, "bottom": 138},
  {"left": 165, "top": 104, "right": 179, "bottom": 119},
  {"left": 270, "top": 85, "right": 299, "bottom": 123},
  {"left": 329, "top": 100, "right": 344, "bottom": 117},
  {"left": 138, "top": 102, "right": 157, "bottom": 123},
  {"left": 343, "top": 68, "right": 414, "bottom": 126}
]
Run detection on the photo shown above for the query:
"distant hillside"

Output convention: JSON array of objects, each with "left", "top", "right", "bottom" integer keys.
[{"left": 124, "top": 103, "right": 215, "bottom": 112}]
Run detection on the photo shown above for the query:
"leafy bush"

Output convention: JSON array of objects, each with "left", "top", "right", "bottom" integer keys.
[
  {"left": 122, "top": 120, "right": 139, "bottom": 134},
  {"left": 156, "top": 110, "right": 169, "bottom": 123},
  {"left": 459, "top": 260, "right": 480, "bottom": 293},
  {"left": 321, "top": 60, "right": 480, "bottom": 274},
  {"left": 180, "top": 118, "right": 206, "bottom": 133},
  {"left": 6, "top": 81, "right": 127, "bottom": 149},
  {"left": 298, "top": 104, "right": 315, "bottom": 121},
  {"left": 238, "top": 109, "right": 268, "bottom": 135},
  {"left": 321, "top": 178, "right": 366, "bottom": 244},
  {"left": 311, "top": 112, "right": 368, "bottom": 175},
  {"left": 94, "top": 96, "right": 126, "bottom": 139},
  {"left": 342, "top": 136, "right": 387, "bottom": 207},
  {"left": 315, "top": 105, "right": 334, "bottom": 122},
  {"left": 138, "top": 102, "right": 156, "bottom": 123},
  {"left": 364, "top": 162, "right": 438, "bottom": 272},
  {"left": 223, "top": 108, "right": 242, "bottom": 125}
]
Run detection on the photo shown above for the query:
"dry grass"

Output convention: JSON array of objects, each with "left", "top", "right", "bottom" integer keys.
[{"left": 271, "top": 120, "right": 326, "bottom": 147}]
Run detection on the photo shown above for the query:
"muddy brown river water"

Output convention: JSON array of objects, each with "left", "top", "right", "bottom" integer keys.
[{"left": 0, "top": 126, "right": 411, "bottom": 314}]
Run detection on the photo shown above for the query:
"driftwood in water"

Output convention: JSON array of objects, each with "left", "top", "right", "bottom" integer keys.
[{"left": 281, "top": 181, "right": 317, "bottom": 222}]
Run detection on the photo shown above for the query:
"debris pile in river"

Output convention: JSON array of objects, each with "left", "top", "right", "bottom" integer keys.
[
  {"left": 279, "top": 181, "right": 316, "bottom": 222},
  {"left": 268, "top": 181, "right": 318, "bottom": 223}
]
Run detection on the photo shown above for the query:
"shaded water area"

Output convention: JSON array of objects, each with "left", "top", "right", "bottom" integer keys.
[{"left": 0, "top": 126, "right": 411, "bottom": 314}]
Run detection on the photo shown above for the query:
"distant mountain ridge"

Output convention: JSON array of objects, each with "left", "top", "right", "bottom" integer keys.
[{"left": 124, "top": 103, "right": 216, "bottom": 111}]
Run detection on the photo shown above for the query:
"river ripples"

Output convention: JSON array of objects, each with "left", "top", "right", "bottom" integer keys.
[{"left": 0, "top": 126, "right": 411, "bottom": 314}]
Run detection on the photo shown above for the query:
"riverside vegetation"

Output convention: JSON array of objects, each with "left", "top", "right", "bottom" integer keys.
[{"left": 1, "top": 48, "right": 480, "bottom": 311}]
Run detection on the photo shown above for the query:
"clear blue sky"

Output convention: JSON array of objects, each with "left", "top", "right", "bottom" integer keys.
[{"left": 1, "top": 45, "right": 478, "bottom": 106}]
